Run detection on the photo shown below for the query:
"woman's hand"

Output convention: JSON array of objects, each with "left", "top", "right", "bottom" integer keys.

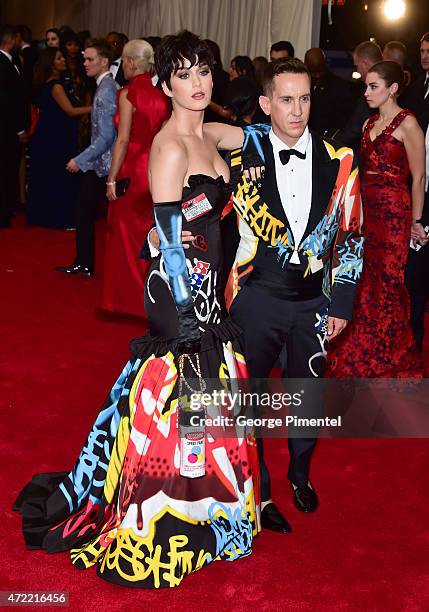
[
  {"left": 411, "top": 221, "right": 429, "bottom": 246},
  {"left": 243, "top": 165, "right": 265, "bottom": 183},
  {"left": 107, "top": 182, "right": 117, "bottom": 201}
]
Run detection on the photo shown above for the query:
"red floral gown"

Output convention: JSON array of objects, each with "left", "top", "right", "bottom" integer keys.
[
  {"left": 102, "top": 73, "right": 170, "bottom": 318},
  {"left": 327, "top": 109, "right": 424, "bottom": 378}
]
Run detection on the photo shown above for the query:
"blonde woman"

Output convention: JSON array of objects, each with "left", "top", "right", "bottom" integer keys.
[{"left": 103, "top": 39, "right": 170, "bottom": 317}]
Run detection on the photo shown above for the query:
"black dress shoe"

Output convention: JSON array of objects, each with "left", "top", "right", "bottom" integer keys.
[
  {"left": 291, "top": 482, "right": 319, "bottom": 513},
  {"left": 56, "top": 264, "right": 93, "bottom": 277},
  {"left": 261, "top": 502, "right": 292, "bottom": 534}
]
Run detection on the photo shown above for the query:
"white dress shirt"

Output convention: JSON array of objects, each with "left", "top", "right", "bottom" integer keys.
[
  {"left": 424, "top": 71, "right": 429, "bottom": 99},
  {"left": 96, "top": 71, "right": 111, "bottom": 87},
  {"left": 269, "top": 127, "right": 312, "bottom": 263},
  {"left": 425, "top": 124, "right": 429, "bottom": 192},
  {"left": 109, "top": 59, "right": 121, "bottom": 81}
]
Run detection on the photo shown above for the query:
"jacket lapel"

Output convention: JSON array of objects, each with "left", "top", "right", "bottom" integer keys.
[
  {"left": 301, "top": 132, "right": 339, "bottom": 240},
  {"left": 259, "top": 135, "right": 293, "bottom": 237}
]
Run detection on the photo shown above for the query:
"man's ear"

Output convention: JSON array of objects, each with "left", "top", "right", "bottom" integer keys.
[
  {"left": 259, "top": 94, "right": 271, "bottom": 116},
  {"left": 161, "top": 81, "right": 173, "bottom": 98}
]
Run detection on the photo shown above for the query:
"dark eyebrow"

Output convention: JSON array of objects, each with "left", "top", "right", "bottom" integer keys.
[{"left": 367, "top": 81, "right": 378, "bottom": 86}]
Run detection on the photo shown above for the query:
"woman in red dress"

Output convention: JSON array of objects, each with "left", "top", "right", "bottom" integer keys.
[
  {"left": 327, "top": 61, "right": 427, "bottom": 377},
  {"left": 104, "top": 40, "right": 170, "bottom": 317}
]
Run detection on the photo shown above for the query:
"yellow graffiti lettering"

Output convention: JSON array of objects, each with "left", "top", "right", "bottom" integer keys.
[
  {"left": 98, "top": 529, "right": 211, "bottom": 588},
  {"left": 233, "top": 177, "right": 287, "bottom": 246}
]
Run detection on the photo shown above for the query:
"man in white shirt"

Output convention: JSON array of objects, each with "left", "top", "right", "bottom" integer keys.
[
  {"left": 0, "top": 24, "right": 28, "bottom": 228},
  {"left": 228, "top": 58, "right": 363, "bottom": 531}
]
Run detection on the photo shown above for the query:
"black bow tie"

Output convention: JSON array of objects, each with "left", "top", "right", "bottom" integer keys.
[{"left": 279, "top": 149, "right": 306, "bottom": 165}]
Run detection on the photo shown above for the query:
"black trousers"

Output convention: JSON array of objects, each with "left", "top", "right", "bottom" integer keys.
[
  {"left": 405, "top": 190, "right": 429, "bottom": 351},
  {"left": 230, "top": 284, "right": 329, "bottom": 500},
  {"left": 75, "top": 171, "right": 106, "bottom": 270},
  {"left": 0, "top": 132, "right": 20, "bottom": 227}
]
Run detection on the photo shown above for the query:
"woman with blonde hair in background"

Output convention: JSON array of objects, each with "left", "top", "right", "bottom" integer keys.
[{"left": 103, "top": 39, "right": 170, "bottom": 317}]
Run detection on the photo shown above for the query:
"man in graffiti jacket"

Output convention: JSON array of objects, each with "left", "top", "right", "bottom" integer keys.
[{"left": 226, "top": 58, "right": 364, "bottom": 533}]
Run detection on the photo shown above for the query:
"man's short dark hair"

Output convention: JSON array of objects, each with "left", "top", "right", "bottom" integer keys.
[
  {"left": 155, "top": 30, "right": 213, "bottom": 90},
  {"left": 354, "top": 40, "right": 383, "bottom": 64},
  {"left": 0, "top": 24, "right": 15, "bottom": 45},
  {"left": 262, "top": 58, "right": 310, "bottom": 97},
  {"left": 87, "top": 37, "right": 113, "bottom": 66},
  {"left": 14, "top": 24, "right": 32, "bottom": 43},
  {"left": 270, "top": 40, "right": 295, "bottom": 58},
  {"left": 421, "top": 32, "right": 429, "bottom": 44}
]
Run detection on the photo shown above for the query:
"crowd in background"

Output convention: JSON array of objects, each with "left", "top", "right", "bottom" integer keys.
[{"left": 2, "top": 23, "right": 428, "bottom": 222}]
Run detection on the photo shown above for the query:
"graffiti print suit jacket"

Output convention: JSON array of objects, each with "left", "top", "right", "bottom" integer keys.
[{"left": 226, "top": 124, "right": 364, "bottom": 321}]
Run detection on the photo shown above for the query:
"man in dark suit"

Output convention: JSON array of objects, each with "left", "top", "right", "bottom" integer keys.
[
  {"left": 227, "top": 59, "right": 363, "bottom": 533},
  {"left": 405, "top": 106, "right": 429, "bottom": 351},
  {"left": 13, "top": 24, "right": 38, "bottom": 89},
  {"left": 106, "top": 31, "right": 128, "bottom": 87},
  {"left": 304, "top": 47, "right": 356, "bottom": 138},
  {"left": 337, "top": 40, "right": 382, "bottom": 148},
  {"left": 402, "top": 33, "right": 429, "bottom": 350},
  {"left": 401, "top": 33, "right": 429, "bottom": 126},
  {"left": 0, "top": 24, "right": 28, "bottom": 228}
]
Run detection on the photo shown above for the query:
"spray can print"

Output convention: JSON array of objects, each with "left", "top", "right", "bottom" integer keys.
[{"left": 178, "top": 398, "right": 206, "bottom": 478}]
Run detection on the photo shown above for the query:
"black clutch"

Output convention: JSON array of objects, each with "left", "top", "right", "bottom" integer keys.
[{"left": 116, "top": 177, "right": 131, "bottom": 197}]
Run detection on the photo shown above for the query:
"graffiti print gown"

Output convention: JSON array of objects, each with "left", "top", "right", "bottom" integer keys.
[{"left": 15, "top": 174, "right": 260, "bottom": 588}]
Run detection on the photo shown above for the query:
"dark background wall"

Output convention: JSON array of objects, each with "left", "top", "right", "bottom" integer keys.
[{"left": 320, "top": 0, "right": 429, "bottom": 70}]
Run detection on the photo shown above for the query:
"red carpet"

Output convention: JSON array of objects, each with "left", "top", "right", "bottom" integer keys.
[{"left": 2, "top": 215, "right": 429, "bottom": 610}]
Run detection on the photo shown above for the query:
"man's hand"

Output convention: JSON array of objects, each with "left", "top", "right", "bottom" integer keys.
[
  {"left": 66, "top": 159, "right": 80, "bottom": 173},
  {"left": 181, "top": 230, "right": 195, "bottom": 249},
  {"left": 327, "top": 316, "right": 348, "bottom": 341},
  {"left": 411, "top": 221, "right": 429, "bottom": 246}
]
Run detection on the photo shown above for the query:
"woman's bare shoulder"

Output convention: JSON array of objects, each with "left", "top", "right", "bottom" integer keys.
[
  {"left": 151, "top": 129, "right": 188, "bottom": 168},
  {"left": 400, "top": 113, "right": 420, "bottom": 132}
]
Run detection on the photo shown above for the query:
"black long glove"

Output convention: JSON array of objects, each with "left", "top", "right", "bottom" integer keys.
[{"left": 154, "top": 201, "right": 201, "bottom": 354}]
